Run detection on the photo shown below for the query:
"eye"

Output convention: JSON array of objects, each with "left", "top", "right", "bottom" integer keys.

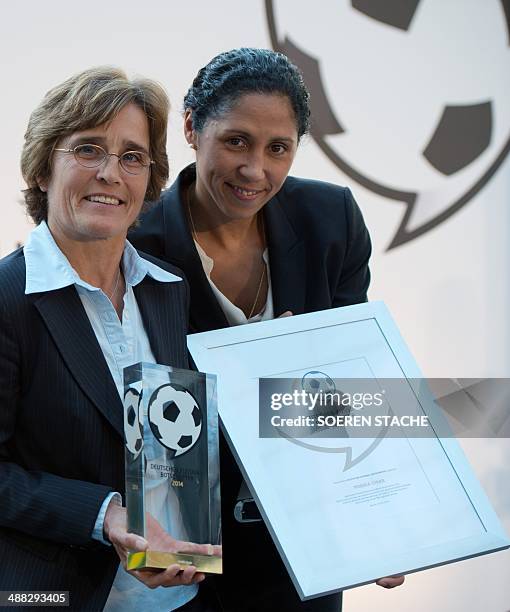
[
  {"left": 269, "top": 143, "right": 288, "bottom": 155},
  {"left": 226, "top": 137, "right": 247, "bottom": 149},
  {"left": 75, "top": 144, "right": 103, "bottom": 159},
  {"left": 122, "top": 151, "right": 148, "bottom": 167}
]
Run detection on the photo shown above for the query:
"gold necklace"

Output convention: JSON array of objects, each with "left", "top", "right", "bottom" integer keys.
[
  {"left": 186, "top": 183, "right": 267, "bottom": 320},
  {"left": 186, "top": 183, "right": 199, "bottom": 240},
  {"left": 246, "top": 249, "right": 266, "bottom": 319}
]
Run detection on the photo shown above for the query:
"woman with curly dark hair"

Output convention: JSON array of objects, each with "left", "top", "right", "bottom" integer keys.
[{"left": 131, "top": 48, "right": 403, "bottom": 611}]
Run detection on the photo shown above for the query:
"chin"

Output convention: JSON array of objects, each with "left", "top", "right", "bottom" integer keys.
[
  {"left": 81, "top": 221, "right": 128, "bottom": 242},
  {"left": 224, "top": 200, "right": 267, "bottom": 221}
]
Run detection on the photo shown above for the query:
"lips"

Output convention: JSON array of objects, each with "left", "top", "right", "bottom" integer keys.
[
  {"left": 227, "top": 183, "right": 266, "bottom": 200},
  {"left": 85, "top": 194, "right": 124, "bottom": 206}
]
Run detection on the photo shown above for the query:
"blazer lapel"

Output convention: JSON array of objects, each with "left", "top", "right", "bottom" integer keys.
[
  {"left": 160, "top": 172, "right": 229, "bottom": 332},
  {"left": 155, "top": 166, "right": 307, "bottom": 327},
  {"left": 33, "top": 286, "right": 124, "bottom": 438},
  {"left": 134, "top": 277, "right": 187, "bottom": 367},
  {"left": 264, "top": 196, "right": 306, "bottom": 316}
]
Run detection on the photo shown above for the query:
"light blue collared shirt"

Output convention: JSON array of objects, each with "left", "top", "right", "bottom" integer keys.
[{"left": 24, "top": 221, "right": 197, "bottom": 611}]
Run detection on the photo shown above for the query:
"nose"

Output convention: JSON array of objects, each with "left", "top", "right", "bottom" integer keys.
[
  {"left": 238, "top": 148, "right": 266, "bottom": 183},
  {"left": 96, "top": 154, "right": 122, "bottom": 184}
]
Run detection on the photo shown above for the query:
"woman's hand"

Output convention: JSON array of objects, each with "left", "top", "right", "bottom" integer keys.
[
  {"left": 376, "top": 575, "right": 405, "bottom": 589},
  {"left": 104, "top": 501, "right": 221, "bottom": 588}
]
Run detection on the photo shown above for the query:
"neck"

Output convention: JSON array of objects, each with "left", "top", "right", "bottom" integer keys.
[
  {"left": 49, "top": 226, "right": 125, "bottom": 290},
  {"left": 187, "top": 182, "right": 263, "bottom": 250}
]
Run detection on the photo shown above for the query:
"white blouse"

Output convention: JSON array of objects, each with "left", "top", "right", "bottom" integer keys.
[{"left": 193, "top": 239, "right": 274, "bottom": 326}]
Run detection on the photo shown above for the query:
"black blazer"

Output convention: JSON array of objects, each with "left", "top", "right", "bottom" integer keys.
[
  {"left": 0, "top": 248, "right": 190, "bottom": 611},
  {"left": 131, "top": 165, "right": 371, "bottom": 332},
  {"left": 130, "top": 165, "right": 371, "bottom": 611}
]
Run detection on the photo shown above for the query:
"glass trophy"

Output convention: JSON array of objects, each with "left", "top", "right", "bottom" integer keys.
[{"left": 123, "top": 362, "right": 222, "bottom": 573}]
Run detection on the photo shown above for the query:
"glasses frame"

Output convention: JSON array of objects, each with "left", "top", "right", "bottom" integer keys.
[{"left": 54, "top": 143, "right": 154, "bottom": 175}]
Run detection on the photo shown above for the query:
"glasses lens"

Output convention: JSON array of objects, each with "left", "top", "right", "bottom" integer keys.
[
  {"left": 74, "top": 144, "right": 106, "bottom": 167},
  {"left": 120, "top": 151, "right": 150, "bottom": 174}
]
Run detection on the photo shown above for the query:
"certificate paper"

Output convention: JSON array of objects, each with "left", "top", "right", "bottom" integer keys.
[{"left": 188, "top": 302, "right": 509, "bottom": 599}]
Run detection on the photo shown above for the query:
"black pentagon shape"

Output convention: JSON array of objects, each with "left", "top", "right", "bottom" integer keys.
[
  {"left": 423, "top": 102, "right": 492, "bottom": 176},
  {"left": 191, "top": 406, "right": 201, "bottom": 427},
  {"left": 127, "top": 405, "right": 136, "bottom": 427},
  {"left": 163, "top": 401, "right": 180, "bottom": 423},
  {"left": 310, "top": 379, "right": 320, "bottom": 390},
  {"left": 280, "top": 37, "right": 344, "bottom": 137},
  {"left": 352, "top": 0, "right": 420, "bottom": 31},
  {"left": 135, "top": 438, "right": 142, "bottom": 452},
  {"left": 178, "top": 435, "right": 193, "bottom": 449}
]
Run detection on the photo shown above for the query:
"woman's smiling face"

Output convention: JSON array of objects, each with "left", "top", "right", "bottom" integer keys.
[
  {"left": 42, "top": 103, "right": 151, "bottom": 245},
  {"left": 187, "top": 92, "right": 299, "bottom": 221}
]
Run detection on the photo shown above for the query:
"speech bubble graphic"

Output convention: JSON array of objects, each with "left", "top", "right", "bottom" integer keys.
[
  {"left": 266, "top": 0, "right": 510, "bottom": 248},
  {"left": 266, "top": 373, "right": 392, "bottom": 471},
  {"left": 276, "top": 427, "right": 388, "bottom": 471}
]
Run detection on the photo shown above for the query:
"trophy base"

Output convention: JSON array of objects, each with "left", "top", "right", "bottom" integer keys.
[{"left": 127, "top": 550, "right": 223, "bottom": 574}]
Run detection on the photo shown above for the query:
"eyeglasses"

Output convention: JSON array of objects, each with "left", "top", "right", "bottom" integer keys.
[{"left": 54, "top": 143, "right": 154, "bottom": 175}]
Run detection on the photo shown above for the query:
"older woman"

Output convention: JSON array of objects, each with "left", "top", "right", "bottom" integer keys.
[
  {"left": 131, "top": 49, "right": 403, "bottom": 611},
  {"left": 0, "top": 67, "right": 218, "bottom": 612}
]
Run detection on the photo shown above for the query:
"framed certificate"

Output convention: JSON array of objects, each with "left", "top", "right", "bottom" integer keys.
[{"left": 187, "top": 302, "right": 509, "bottom": 600}]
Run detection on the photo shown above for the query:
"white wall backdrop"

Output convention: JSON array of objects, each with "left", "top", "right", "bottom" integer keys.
[{"left": 1, "top": 1, "right": 508, "bottom": 610}]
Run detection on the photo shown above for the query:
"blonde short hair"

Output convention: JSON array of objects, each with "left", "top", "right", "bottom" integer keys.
[{"left": 21, "top": 66, "right": 170, "bottom": 224}]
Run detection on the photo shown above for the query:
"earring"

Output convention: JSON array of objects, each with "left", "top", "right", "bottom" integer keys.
[{"left": 189, "top": 143, "right": 197, "bottom": 150}]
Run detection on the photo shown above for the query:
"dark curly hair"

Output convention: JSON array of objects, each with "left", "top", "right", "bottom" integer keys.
[{"left": 183, "top": 48, "right": 310, "bottom": 139}]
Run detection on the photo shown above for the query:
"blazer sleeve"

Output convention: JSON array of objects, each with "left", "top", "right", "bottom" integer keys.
[
  {"left": 332, "top": 188, "right": 372, "bottom": 307},
  {"left": 0, "top": 298, "right": 113, "bottom": 548}
]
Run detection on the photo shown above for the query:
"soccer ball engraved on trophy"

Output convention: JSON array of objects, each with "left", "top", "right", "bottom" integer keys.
[
  {"left": 124, "top": 387, "right": 143, "bottom": 459},
  {"left": 148, "top": 384, "right": 202, "bottom": 457},
  {"left": 123, "top": 363, "right": 222, "bottom": 574}
]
